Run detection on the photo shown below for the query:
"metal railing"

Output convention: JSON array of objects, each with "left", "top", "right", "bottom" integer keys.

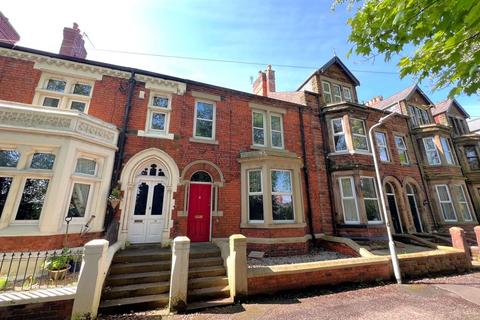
[{"left": 0, "top": 249, "right": 83, "bottom": 292}]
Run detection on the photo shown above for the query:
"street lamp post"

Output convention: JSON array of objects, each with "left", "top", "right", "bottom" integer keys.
[{"left": 368, "top": 112, "right": 402, "bottom": 284}]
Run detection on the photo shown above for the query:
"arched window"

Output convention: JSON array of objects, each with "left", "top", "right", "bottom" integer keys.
[
  {"left": 140, "top": 164, "right": 165, "bottom": 177},
  {"left": 406, "top": 183, "right": 414, "bottom": 195},
  {"left": 385, "top": 182, "right": 394, "bottom": 194},
  {"left": 191, "top": 171, "right": 212, "bottom": 182}
]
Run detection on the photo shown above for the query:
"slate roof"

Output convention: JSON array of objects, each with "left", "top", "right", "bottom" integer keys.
[
  {"left": 369, "top": 84, "right": 434, "bottom": 110},
  {"left": 432, "top": 99, "right": 470, "bottom": 118}
]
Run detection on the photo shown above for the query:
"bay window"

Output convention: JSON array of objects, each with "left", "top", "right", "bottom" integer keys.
[
  {"left": 252, "top": 111, "right": 266, "bottom": 146},
  {"left": 394, "top": 135, "right": 409, "bottom": 164},
  {"left": 15, "top": 178, "right": 50, "bottom": 221},
  {"left": 0, "top": 177, "right": 12, "bottom": 219},
  {"left": 343, "top": 87, "right": 352, "bottom": 102},
  {"left": 332, "top": 118, "right": 347, "bottom": 152},
  {"left": 0, "top": 150, "right": 20, "bottom": 168},
  {"left": 350, "top": 118, "right": 368, "bottom": 151},
  {"left": 339, "top": 177, "right": 360, "bottom": 223},
  {"left": 30, "top": 153, "right": 56, "bottom": 170},
  {"left": 440, "top": 137, "right": 455, "bottom": 165},
  {"left": 375, "top": 132, "right": 390, "bottom": 162},
  {"left": 360, "top": 177, "right": 382, "bottom": 223},
  {"left": 464, "top": 146, "right": 480, "bottom": 170},
  {"left": 453, "top": 185, "right": 473, "bottom": 221},
  {"left": 435, "top": 185, "right": 457, "bottom": 221},
  {"left": 248, "top": 170, "right": 264, "bottom": 222},
  {"left": 67, "top": 183, "right": 91, "bottom": 218},
  {"left": 423, "top": 137, "right": 441, "bottom": 165},
  {"left": 271, "top": 170, "right": 294, "bottom": 222},
  {"left": 75, "top": 158, "right": 97, "bottom": 176}
]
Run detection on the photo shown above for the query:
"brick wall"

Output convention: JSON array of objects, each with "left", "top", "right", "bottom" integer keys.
[
  {"left": 0, "top": 232, "right": 102, "bottom": 252},
  {"left": 247, "top": 250, "right": 469, "bottom": 296},
  {"left": 0, "top": 299, "right": 73, "bottom": 320}
]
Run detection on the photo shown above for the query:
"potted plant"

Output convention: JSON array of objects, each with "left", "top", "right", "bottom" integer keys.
[
  {"left": 108, "top": 187, "right": 122, "bottom": 209},
  {"left": 44, "top": 248, "right": 72, "bottom": 281},
  {"left": 0, "top": 276, "right": 6, "bottom": 290}
]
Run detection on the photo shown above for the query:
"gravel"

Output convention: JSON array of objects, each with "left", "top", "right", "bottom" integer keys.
[{"left": 247, "top": 247, "right": 350, "bottom": 268}]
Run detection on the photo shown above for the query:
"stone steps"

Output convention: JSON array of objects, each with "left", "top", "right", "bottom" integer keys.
[
  {"left": 110, "top": 260, "right": 171, "bottom": 275},
  {"left": 188, "top": 285, "right": 231, "bottom": 302},
  {"left": 188, "top": 265, "right": 227, "bottom": 279},
  {"left": 99, "top": 293, "right": 169, "bottom": 310},
  {"left": 106, "top": 270, "right": 172, "bottom": 286},
  {"left": 102, "top": 281, "right": 170, "bottom": 300},
  {"left": 188, "top": 276, "right": 229, "bottom": 289}
]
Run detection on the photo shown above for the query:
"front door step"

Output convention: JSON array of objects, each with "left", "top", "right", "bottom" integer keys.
[
  {"left": 100, "top": 293, "right": 169, "bottom": 310},
  {"left": 186, "top": 297, "right": 235, "bottom": 312}
]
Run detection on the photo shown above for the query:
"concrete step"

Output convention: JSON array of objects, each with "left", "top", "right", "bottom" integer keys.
[
  {"left": 106, "top": 271, "right": 171, "bottom": 286},
  {"left": 189, "top": 256, "right": 223, "bottom": 268},
  {"left": 113, "top": 250, "right": 171, "bottom": 263},
  {"left": 188, "top": 285, "right": 230, "bottom": 302},
  {"left": 110, "top": 260, "right": 171, "bottom": 275},
  {"left": 186, "top": 297, "right": 234, "bottom": 312},
  {"left": 102, "top": 281, "right": 170, "bottom": 300},
  {"left": 188, "top": 276, "right": 228, "bottom": 290},
  {"left": 188, "top": 265, "right": 226, "bottom": 279},
  {"left": 99, "top": 293, "right": 169, "bottom": 310},
  {"left": 189, "top": 248, "right": 221, "bottom": 259}
]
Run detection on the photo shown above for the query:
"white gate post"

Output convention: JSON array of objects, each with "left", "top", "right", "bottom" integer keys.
[{"left": 168, "top": 236, "right": 190, "bottom": 313}]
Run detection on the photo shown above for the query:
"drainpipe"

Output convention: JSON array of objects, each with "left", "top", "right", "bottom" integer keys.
[
  {"left": 405, "top": 111, "right": 438, "bottom": 230},
  {"left": 111, "top": 71, "right": 137, "bottom": 187},
  {"left": 298, "top": 105, "right": 315, "bottom": 242},
  {"left": 316, "top": 93, "right": 337, "bottom": 235}
]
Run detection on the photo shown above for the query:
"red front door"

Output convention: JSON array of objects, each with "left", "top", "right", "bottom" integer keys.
[{"left": 187, "top": 183, "right": 212, "bottom": 242}]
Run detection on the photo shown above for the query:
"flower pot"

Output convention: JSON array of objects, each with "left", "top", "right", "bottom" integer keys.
[
  {"left": 48, "top": 265, "right": 70, "bottom": 281},
  {"left": 109, "top": 199, "right": 120, "bottom": 209}
]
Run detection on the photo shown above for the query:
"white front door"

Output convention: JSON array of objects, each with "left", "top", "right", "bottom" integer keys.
[{"left": 127, "top": 180, "right": 166, "bottom": 243}]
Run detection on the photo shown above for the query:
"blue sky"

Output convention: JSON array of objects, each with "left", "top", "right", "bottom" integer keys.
[{"left": 3, "top": 1, "right": 479, "bottom": 116}]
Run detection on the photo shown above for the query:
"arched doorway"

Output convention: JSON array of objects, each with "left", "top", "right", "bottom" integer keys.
[
  {"left": 406, "top": 183, "right": 423, "bottom": 232},
  {"left": 128, "top": 164, "right": 168, "bottom": 243},
  {"left": 385, "top": 182, "right": 403, "bottom": 234},
  {"left": 187, "top": 171, "right": 213, "bottom": 242},
  {"left": 119, "top": 148, "right": 179, "bottom": 245}
]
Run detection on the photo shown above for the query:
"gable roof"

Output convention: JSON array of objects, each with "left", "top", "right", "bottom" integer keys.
[
  {"left": 370, "top": 84, "right": 434, "bottom": 110},
  {"left": 432, "top": 99, "right": 470, "bottom": 118},
  {"left": 296, "top": 56, "right": 360, "bottom": 91}
]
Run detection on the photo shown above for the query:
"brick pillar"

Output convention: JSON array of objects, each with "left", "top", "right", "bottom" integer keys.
[
  {"left": 449, "top": 227, "right": 472, "bottom": 268},
  {"left": 474, "top": 226, "right": 480, "bottom": 247}
]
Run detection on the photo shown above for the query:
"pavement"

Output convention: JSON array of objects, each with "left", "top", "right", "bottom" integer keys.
[{"left": 100, "top": 271, "right": 480, "bottom": 320}]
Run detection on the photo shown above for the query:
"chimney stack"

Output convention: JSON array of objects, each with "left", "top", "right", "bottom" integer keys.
[
  {"left": 252, "top": 65, "right": 276, "bottom": 97},
  {"left": 365, "top": 96, "right": 384, "bottom": 107},
  {"left": 0, "top": 11, "right": 20, "bottom": 45},
  {"left": 59, "top": 23, "right": 87, "bottom": 59}
]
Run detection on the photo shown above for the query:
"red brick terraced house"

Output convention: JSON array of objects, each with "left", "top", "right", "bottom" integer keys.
[
  {"left": 0, "top": 22, "right": 478, "bottom": 255},
  {"left": 369, "top": 86, "right": 479, "bottom": 233}
]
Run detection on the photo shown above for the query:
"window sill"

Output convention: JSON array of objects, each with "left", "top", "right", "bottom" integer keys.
[
  {"left": 138, "top": 131, "right": 174, "bottom": 140},
  {"left": 240, "top": 222, "right": 306, "bottom": 229},
  {"left": 328, "top": 151, "right": 373, "bottom": 157},
  {"left": 189, "top": 137, "right": 219, "bottom": 145},
  {"left": 250, "top": 145, "right": 288, "bottom": 152}
]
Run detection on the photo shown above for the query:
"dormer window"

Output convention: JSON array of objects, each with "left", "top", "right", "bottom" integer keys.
[
  {"left": 408, "top": 105, "right": 431, "bottom": 126},
  {"left": 343, "top": 87, "right": 352, "bottom": 102},
  {"left": 322, "top": 80, "right": 354, "bottom": 104},
  {"left": 322, "top": 81, "right": 332, "bottom": 104},
  {"left": 332, "top": 84, "right": 342, "bottom": 103}
]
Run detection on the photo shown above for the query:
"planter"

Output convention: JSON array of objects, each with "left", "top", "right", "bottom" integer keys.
[
  {"left": 47, "top": 265, "right": 70, "bottom": 281},
  {"left": 109, "top": 199, "right": 120, "bottom": 209}
]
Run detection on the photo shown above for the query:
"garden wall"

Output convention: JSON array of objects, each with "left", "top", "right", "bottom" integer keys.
[
  {"left": 0, "top": 299, "right": 73, "bottom": 320},
  {"left": 247, "top": 248, "right": 469, "bottom": 296}
]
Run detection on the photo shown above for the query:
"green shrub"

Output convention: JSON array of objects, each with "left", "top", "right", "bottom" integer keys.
[{"left": 44, "top": 248, "right": 72, "bottom": 271}]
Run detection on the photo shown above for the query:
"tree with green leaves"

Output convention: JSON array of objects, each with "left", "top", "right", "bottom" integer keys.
[{"left": 334, "top": 0, "right": 480, "bottom": 97}]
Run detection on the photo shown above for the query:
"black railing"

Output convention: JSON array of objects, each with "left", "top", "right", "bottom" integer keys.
[{"left": 0, "top": 249, "right": 83, "bottom": 292}]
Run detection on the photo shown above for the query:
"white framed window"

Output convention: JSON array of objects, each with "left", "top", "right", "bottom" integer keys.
[
  {"left": 435, "top": 185, "right": 457, "bottom": 222},
  {"left": 271, "top": 170, "right": 294, "bottom": 222},
  {"left": 375, "top": 132, "right": 390, "bottom": 162},
  {"left": 248, "top": 169, "right": 264, "bottom": 223},
  {"left": 270, "top": 114, "right": 284, "bottom": 149},
  {"left": 0, "top": 149, "right": 21, "bottom": 168},
  {"left": 408, "top": 105, "right": 431, "bottom": 126},
  {"left": 464, "top": 146, "right": 480, "bottom": 170},
  {"left": 322, "top": 81, "right": 332, "bottom": 104},
  {"left": 343, "top": 87, "right": 352, "bottom": 102},
  {"left": 0, "top": 176, "right": 13, "bottom": 220},
  {"left": 252, "top": 111, "right": 266, "bottom": 146},
  {"left": 14, "top": 178, "right": 50, "bottom": 222},
  {"left": 194, "top": 100, "right": 215, "bottom": 140},
  {"left": 332, "top": 118, "right": 347, "bottom": 152},
  {"left": 350, "top": 118, "right": 369, "bottom": 151},
  {"left": 339, "top": 177, "right": 360, "bottom": 224},
  {"left": 34, "top": 73, "right": 94, "bottom": 113},
  {"left": 332, "top": 84, "right": 342, "bottom": 103},
  {"left": 360, "top": 177, "right": 382, "bottom": 223},
  {"left": 66, "top": 182, "right": 92, "bottom": 220},
  {"left": 454, "top": 185, "right": 473, "bottom": 221},
  {"left": 30, "top": 153, "right": 56, "bottom": 170},
  {"left": 75, "top": 158, "right": 97, "bottom": 176},
  {"left": 394, "top": 135, "right": 409, "bottom": 165},
  {"left": 423, "top": 137, "right": 441, "bottom": 165},
  {"left": 139, "top": 92, "right": 174, "bottom": 139},
  {"left": 440, "top": 137, "right": 455, "bottom": 165}
]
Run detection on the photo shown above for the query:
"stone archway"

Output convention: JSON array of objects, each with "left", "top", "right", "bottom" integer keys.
[
  {"left": 383, "top": 176, "right": 408, "bottom": 233},
  {"left": 118, "top": 148, "right": 180, "bottom": 245}
]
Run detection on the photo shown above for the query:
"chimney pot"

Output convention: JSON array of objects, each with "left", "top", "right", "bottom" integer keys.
[{"left": 59, "top": 23, "right": 87, "bottom": 59}]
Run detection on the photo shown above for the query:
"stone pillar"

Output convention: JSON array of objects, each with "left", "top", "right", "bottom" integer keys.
[
  {"left": 474, "top": 226, "right": 480, "bottom": 247},
  {"left": 228, "top": 234, "right": 247, "bottom": 301},
  {"left": 168, "top": 236, "right": 190, "bottom": 313},
  {"left": 449, "top": 227, "right": 472, "bottom": 268},
  {"left": 72, "top": 239, "right": 109, "bottom": 319}
]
